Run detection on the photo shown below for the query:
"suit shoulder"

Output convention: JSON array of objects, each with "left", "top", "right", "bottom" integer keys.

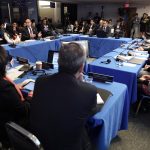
[
  {"left": 78, "top": 81, "right": 97, "bottom": 94},
  {"left": 35, "top": 73, "right": 58, "bottom": 84}
]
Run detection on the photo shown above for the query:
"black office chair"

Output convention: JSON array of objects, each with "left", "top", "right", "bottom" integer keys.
[
  {"left": 5, "top": 122, "right": 44, "bottom": 150},
  {"left": 136, "top": 94, "right": 150, "bottom": 115}
]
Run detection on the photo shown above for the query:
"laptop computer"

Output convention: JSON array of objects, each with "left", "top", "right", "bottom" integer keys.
[{"left": 47, "top": 51, "right": 59, "bottom": 68}]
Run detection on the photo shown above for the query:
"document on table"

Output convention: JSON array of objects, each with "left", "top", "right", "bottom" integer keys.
[
  {"left": 97, "top": 88, "right": 113, "bottom": 102},
  {"left": 97, "top": 93, "right": 104, "bottom": 104},
  {"left": 6, "top": 68, "right": 24, "bottom": 81},
  {"left": 123, "top": 62, "right": 137, "bottom": 67}
]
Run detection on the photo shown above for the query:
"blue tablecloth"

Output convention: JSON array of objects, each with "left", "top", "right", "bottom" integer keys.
[
  {"left": 15, "top": 73, "right": 128, "bottom": 150},
  {"left": 88, "top": 51, "right": 145, "bottom": 103},
  {"left": 3, "top": 35, "right": 132, "bottom": 63},
  {"left": 79, "top": 36, "right": 132, "bottom": 58},
  {"left": 90, "top": 81, "right": 129, "bottom": 150},
  {"left": 3, "top": 35, "right": 79, "bottom": 63},
  {"left": 3, "top": 40, "right": 55, "bottom": 63}
]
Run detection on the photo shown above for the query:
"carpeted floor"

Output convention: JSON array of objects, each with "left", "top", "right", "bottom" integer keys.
[{"left": 109, "top": 108, "right": 150, "bottom": 150}]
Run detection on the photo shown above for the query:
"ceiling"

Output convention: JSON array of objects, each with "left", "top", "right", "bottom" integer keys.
[{"left": 50, "top": 0, "right": 150, "bottom": 4}]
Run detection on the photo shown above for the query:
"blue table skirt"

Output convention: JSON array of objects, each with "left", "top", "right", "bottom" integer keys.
[
  {"left": 4, "top": 35, "right": 79, "bottom": 63},
  {"left": 79, "top": 36, "right": 132, "bottom": 58},
  {"left": 3, "top": 35, "right": 132, "bottom": 63},
  {"left": 88, "top": 51, "right": 145, "bottom": 103},
  {"left": 90, "top": 81, "right": 129, "bottom": 150},
  {"left": 15, "top": 71, "right": 128, "bottom": 150}
]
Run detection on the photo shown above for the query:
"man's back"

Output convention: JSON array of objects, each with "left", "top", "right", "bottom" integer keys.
[{"left": 30, "top": 72, "right": 97, "bottom": 150}]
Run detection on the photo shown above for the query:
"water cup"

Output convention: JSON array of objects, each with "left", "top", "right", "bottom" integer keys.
[{"left": 36, "top": 61, "right": 42, "bottom": 70}]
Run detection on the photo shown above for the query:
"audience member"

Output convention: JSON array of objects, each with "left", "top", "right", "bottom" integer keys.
[
  {"left": 21, "top": 19, "right": 42, "bottom": 41},
  {"left": 66, "top": 21, "right": 74, "bottom": 33},
  {"left": 96, "top": 20, "right": 110, "bottom": 37},
  {"left": 73, "top": 20, "right": 80, "bottom": 33},
  {"left": 130, "top": 13, "right": 140, "bottom": 38},
  {"left": 40, "top": 19, "right": 54, "bottom": 37},
  {"left": 0, "top": 46, "right": 29, "bottom": 148},
  {"left": 3, "top": 26, "right": 21, "bottom": 44},
  {"left": 140, "top": 13, "right": 149, "bottom": 38},
  {"left": 30, "top": 42, "right": 97, "bottom": 150},
  {"left": 87, "top": 19, "right": 97, "bottom": 35},
  {"left": 79, "top": 20, "right": 89, "bottom": 34}
]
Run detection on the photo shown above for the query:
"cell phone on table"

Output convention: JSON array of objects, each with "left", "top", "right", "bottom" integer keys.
[{"left": 23, "top": 81, "right": 35, "bottom": 91}]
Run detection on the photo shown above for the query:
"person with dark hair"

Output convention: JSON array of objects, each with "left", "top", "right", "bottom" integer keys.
[
  {"left": 3, "top": 25, "right": 21, "bottom": 44},
  {"left": 130, "top": 13, "right": 140, "bottom": 38},
  {"left": 40, "top": 19, "right": 54, "bottom": 37},
  {"left": 21, "top": 19, "right": 42, "bottom": 41},
  {"left": 0, "top": 23, "right": 5, "bottom": 44},
  {"left": 96, "top": 20, "right": 111, "bottom": 37},
  {"left": 79, "top": 20, "right": 89, "bottom": 34},
  {"left": 140, "top": 13, "right": 149, "bottom": 38},
  {"left": 0, "top": 46, "right": 29, "bottom": 148},
  {"left": 87, "top": 19, "right": 97, "bottom": 35},
  {"left": 73, "top": 20, "right": 80, "bottom": 33},
  {"left": 30, "top": 42, "right": 97, "bottom": 150}
]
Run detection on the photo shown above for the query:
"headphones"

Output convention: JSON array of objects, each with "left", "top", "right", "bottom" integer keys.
[
  {"left": 32, "top": 69, "right": 46, "bottom": 76},
  {"left": 101, "top": 59, "right": 111, "bottom": 64}
]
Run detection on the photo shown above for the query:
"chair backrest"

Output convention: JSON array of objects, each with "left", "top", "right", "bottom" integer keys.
[{"left": 5, "top": 122, "right": 44, "bottom": 150}]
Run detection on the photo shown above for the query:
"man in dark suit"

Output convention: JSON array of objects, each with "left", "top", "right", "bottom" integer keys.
[
  {"left": 87, "top": 19, "right": 97, "bottom": 35},
  {"left": 97, "top": 20, "right": 111, "bottom": 38},
  {"left": 21, "top": 19, "right": 42, "bottom": 41},
  {"left": 40, "top": 19, "right": 55, "bottom": 37},
  {"left": 30, "top": 43, "right": 97, "bottom": 150},
  {"left": 79, "top": 20, "right": 89, "bottom": 34}
]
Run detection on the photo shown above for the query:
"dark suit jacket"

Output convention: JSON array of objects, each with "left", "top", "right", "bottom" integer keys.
[
  {"left": 21, "top": 26, "right": 38, "bottom": 41},
  {"left": 0, "top": 78, "right": 28, "bottom": 141},
  {"left": 40, "top": 24, "right": 54, "bottom": 38},
  {"left": 96, "top": 26, "right": 111, "bottom": 37},
  {"left": 88, "top": 24, "right": 97, "bottom": 35},
  {"left": 30, "top": 72, "right": 97, "bottom": 150},
  {"left": 79, "top": 24, "right": 89, "bottom": 34}
]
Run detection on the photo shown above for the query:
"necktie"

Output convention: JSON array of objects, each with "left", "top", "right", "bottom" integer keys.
[{"left": 29, "top": 27, "right": 33, "bottom": 34}]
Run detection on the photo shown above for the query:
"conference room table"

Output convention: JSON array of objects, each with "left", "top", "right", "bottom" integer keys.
[
  {"left": 2, "top": 34, "right": 133, "bottom": 63},
  {"left": 3, "top": 34, "right": 79, "bottom": 63},
  {"left": 78, "top": 36, "right": 132, "bottom": 58},
  {"left": 88, "top": 48, "right": 147, "bottom": 104},
  {"left": 13, "top": 65, "right": 129, "bottom": 150}
]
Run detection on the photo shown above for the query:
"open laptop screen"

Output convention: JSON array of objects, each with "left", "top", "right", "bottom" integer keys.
[{"left": 47, "top": 51, "right": 59, "bottom": 68}]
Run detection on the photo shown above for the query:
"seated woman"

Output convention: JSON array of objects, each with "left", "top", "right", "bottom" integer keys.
[
  {"left": 0, "top": 46, "right": 29, "bottom": 147},
  {"left": 4, "top": 26, "right": 21, "bottom": 44}
]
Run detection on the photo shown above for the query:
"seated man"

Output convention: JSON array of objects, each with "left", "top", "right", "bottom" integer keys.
[
  {"left": 96, "top": 20, "right": 111, "bottom": 38},
  {"left": 21, "top": 19, "right": 42, "bottom": 41},
  {"left": 30, "top": 43, "right": 97, "bottom": 150}
]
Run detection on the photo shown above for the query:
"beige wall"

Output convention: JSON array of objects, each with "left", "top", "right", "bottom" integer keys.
[{"left": 38, "top": 1, "right": 61, "bottom": 23}]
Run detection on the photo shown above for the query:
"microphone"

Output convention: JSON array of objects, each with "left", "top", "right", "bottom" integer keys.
[
  {"left": 127, "top": 40, "right": 137, "bottom": 50},
  {"left": 9, "top": 43, "right": 17, "bottom": 48},
  {"left": 100, "top": 59, "right": 111, "bottom": 64}
]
